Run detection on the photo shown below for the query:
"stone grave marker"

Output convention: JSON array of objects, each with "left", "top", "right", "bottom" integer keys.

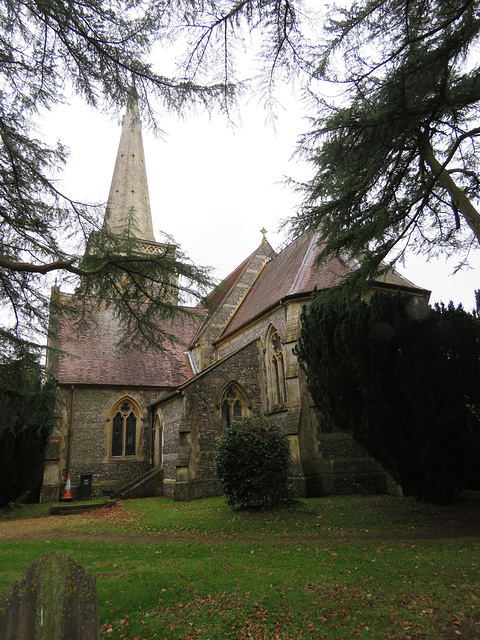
[{"left": 0, "top": 551, "right": 99, "bottom": 640}]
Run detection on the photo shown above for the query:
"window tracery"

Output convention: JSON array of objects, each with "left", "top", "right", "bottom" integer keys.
[
  {"left": 110, "top": 398, "right": 139, "bottom": 458},
  {"left": 220, "top": 384, "right": 248, "bottom": 431},
  {"left": 266, "top": 327, "right": 287, "bottom": 407}
]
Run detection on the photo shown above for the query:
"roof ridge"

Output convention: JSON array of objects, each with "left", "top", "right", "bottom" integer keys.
[
  {"left": 215, "top": 255, "right": 271, "bottom": 341},
  {"left": 287, "top": 232, "right": 319, "bottom": 296}
]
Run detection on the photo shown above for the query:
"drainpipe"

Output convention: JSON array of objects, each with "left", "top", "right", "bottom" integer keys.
[
  {"left": 185, "top": 350, "right": 198, "bottom": 375},
  {"left": 64, "top": 385, "right": 76, "bottom": 485}
]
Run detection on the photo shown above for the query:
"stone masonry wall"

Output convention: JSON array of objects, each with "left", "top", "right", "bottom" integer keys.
[
  {"left": 156, "top": 340, "right": 264, "bottom": 501},
  {"left": 216, "top": 307, "right": 286, "bottom": 363},
  {"left": 53, "top": 385, "right": 164, "bottom": 499},
  {"left": 155, "top": 394, "right": 184, "bottom": 499}
]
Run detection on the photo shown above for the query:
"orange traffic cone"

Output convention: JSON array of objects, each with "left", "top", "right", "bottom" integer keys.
[{"left": 62, "top": 473, "right": 73, "bottom": 501}]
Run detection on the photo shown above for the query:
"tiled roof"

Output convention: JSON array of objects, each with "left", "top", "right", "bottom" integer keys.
[
  {"left": 190, "top": 239, "right": 276, "bottom": 348},
  {"left": 220, "top": 233, "right": 427, "bottom": 339},
  {"left": 201, "top": 239, "right": 275, "bottom": 312},
  {"left": 203, "top": 254, "right": 252, "bottom": 311},
  {"left": 51, "top": 293, "right": 205, "bottom": 387}
]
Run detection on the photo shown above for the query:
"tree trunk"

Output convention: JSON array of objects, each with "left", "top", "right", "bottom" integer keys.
[{"left": 419, "top": 135, "right": 480, "bottom": 245}]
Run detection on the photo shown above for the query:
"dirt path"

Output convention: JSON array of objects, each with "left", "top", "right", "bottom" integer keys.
[
  {"left": 0, "top": 511, "right": 95, "bottom": 540},
  {"left": 1, "top": 500, "right": 480, "bottom": 543}
]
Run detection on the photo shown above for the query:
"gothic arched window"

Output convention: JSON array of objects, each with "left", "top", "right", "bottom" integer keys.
[
  {"left": 110, "top": 399, "right": 139, "bottom": 458},
  {"left": 220, "top": 384, "right": 248, "bottom": 431},
  {"left": 266, "top": 327, "right": 287, "bottom": 408},
  {"left": 153, "top": 414, "right": 164, "bottom": 468}
]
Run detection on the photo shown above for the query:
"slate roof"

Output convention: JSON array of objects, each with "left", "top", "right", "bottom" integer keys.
[
  {"left": 220, "top": 233, "right": 427, "bottom": 339},
  {"left": 51, "top": 293, "right": 204, "bottom": 387}
]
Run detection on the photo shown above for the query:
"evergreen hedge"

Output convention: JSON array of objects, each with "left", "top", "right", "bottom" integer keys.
[{"left": 296, "top": 292, "right": 480, "bottom": 503}]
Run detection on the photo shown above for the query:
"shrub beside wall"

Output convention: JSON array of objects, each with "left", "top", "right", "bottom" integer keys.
[{"left": 215, "top": 414, "right": 292, "bottom": 509}]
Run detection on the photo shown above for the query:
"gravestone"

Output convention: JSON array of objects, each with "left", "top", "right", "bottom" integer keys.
[{"left": 0, "top": 551, "right": 99, "bottom": 640}]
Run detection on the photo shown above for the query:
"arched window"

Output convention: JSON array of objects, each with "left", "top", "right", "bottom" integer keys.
[
  {"left": 153, "top": 415, "right": 163, "bottom": 468},
  {"left": 266, "top": 327, "right": 287, "bottom": 408},
  {"left": 220, "top": 384, "right": 248, "bottom": 431},
  {"left": 110, "top": 399, "right": 139, "bottom": 458}
]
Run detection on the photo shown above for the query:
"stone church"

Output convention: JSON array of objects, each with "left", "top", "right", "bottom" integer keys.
[{"left": 40, "top": 98, "right": 429, "bottom": 503}]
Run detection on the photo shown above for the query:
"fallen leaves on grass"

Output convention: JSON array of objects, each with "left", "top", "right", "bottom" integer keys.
[{"left": 86, "top": 502, "right": 142, "bottom": 525}]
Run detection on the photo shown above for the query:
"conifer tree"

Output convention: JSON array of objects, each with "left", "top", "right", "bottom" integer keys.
[
  {"left": 296, "top": 292, "right": 480, "bottom": 503},
  {"left": 292, "top": 0, "right": 480, "bottom": 287},
  {"left": 0, "top": 348, "right": 56, "bottom": 506},
  {"left": 0, "top": 0, "right": 309, "bottom": 360}
]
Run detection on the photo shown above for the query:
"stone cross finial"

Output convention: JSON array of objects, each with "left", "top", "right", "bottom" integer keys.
[{"left": 260, "top": 227, "right": 267, "bottom": 240}]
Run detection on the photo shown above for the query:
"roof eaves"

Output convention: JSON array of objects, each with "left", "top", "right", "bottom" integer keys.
[
  {"left": 148, "top": 388, "right": 182, "bottom": 409},
  {"left": 370, "top": 279, "right": 431, "bottom": 298},
  {"left": 149, "top": 338, "right": 262, "bottom": 408},
  {"left": 214, "top": 290, "right": 314, "bottom": 347},
  {"left": 216, "top": 277, "right": 430, "bottom": 347}
]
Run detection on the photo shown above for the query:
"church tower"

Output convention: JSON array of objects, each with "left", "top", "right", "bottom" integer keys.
[
  {"left": 40, "top": 90, "right": 190, "bottom": 504},
  {"left": 103, "top": 88, "right": 155, "bottom": 242},
  {"left": 83, "top": 86, "right": 177, "bottom": 301}
]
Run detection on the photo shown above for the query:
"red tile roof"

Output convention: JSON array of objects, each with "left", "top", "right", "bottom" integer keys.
[
  {"left": 51, "top": 293, "right": 204, "bottom": 387},
  {"left": 201, "top": 240, "right": 275, "bottom": 312},
  {"left": 203, "top": 254, "right": 252, "bottom": 312},
  {"left": 190, "top": 240, "right": 276, "bottom": 348},
  {"left": 220, "top": 233, "right": 427, "bottom": 339}
]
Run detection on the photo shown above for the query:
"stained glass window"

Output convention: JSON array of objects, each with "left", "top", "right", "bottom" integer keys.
[
  {"left": 222, "top": 401, "right": 231, "bottom": 429},
  {"left": 125, "top": 413, "right": 136, "bottom": 456},
  {"left": 112, "top": 413, "right": 123, "bottom": 457},
  {"left": 233, "top": 400, "right": 242, "bottom": 421}
]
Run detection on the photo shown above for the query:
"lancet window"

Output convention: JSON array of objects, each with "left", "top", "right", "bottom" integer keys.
[
  {"left": 110, "top": 399, "right": 139, "bottom": 458},
  {"left": 220, "top": 384, "right": 248, "bottom": 431},
  {"left": 266, "top": 327, "right": 287, "bottom": 408}
]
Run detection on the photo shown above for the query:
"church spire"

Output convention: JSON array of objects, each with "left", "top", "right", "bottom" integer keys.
[{"left": 103, "top": 86, "right": 156, "bottom": 242}]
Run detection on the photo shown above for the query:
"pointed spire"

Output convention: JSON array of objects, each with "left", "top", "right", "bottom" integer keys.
[{"left": 103, "top": 85, "right": 156, "bottom": 242}]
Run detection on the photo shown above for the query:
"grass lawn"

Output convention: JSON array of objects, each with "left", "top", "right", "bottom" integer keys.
[{"left": 1, "top": 495, "right": 479, "bottom": 639}]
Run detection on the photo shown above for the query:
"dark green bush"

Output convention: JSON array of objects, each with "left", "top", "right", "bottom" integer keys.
[
  {"left": 0, "top": 351, "right": 56, "bottom": 506},
  {"left": 296, "top": 291, "right": 480, "bottom": 503},
  {"left": 215, "top": 414, "right": 292, "bottom": 509}
]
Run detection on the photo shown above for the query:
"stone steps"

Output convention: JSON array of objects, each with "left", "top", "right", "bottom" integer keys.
[
  {"left": 113, "top": 467, "right": 163, "bottom": 499},
  {"left": 50, "top": 499, "right": 116, "bottom": 516}
]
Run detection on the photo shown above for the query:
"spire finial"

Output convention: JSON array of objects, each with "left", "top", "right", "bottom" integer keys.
[{"left": 260, "top": 227, "right": 267, "bottom": 241}]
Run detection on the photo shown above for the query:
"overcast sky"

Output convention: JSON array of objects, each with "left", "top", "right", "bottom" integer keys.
[{"left": 42, "top": 93, "right": 480, "bottom": 312}]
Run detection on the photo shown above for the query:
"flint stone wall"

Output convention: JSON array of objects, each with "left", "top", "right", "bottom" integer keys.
[{"left": 57, "top": 385, "right": 164, "bottom": 497}]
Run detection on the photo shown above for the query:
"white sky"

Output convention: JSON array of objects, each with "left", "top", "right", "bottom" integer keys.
[{"left": 42, "top": 93, "right": 480, "bottom": 312}]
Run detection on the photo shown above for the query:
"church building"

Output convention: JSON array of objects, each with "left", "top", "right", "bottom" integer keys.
[{"left": 40, "top": 98, "right": 429, "bottom": 503}]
